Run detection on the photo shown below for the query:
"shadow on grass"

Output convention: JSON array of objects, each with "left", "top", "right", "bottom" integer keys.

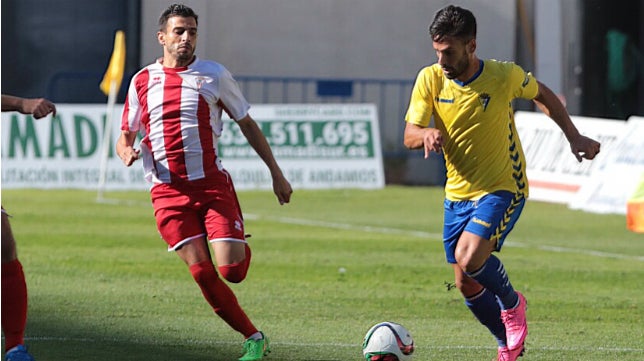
[{"left": 21, "top": 317, "right": 239, "bottom": 361}]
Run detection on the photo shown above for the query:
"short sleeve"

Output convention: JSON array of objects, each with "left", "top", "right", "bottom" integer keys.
[
  {"left": 218, "top": 67, "right": 251, "bottom": 121},
  {"left": 405, "top": 67, "right": 435, "bottom": 127},
  {"left": 121, "top": 71, "right": 144, "bottom": 132},
  {"left": 511, "top": 64, "right": 539, "bottom": 100}
]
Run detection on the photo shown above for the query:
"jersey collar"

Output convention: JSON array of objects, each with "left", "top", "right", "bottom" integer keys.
[
  {"left": 157, "top": 56, "right": 198, "bottom": 72},
  {"left": 453, "top": 59, "right": 484, "bottom": 87}
]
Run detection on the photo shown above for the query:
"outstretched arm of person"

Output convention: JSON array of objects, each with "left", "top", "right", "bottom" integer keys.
[
  {"left": 403, "top": 122, "right": 444, "bottom": 158},
  {"left": 237, "top": 115, "right": 293, "bottom": 205},
  {"left": 1, "top": 94, "right": 56, "bottom": 119},
  {"left": 116, "top": 130, "right": 140, "bottom": 167},
  {"left": 533, "top": 81, "right": 601, "bottom": 162}
]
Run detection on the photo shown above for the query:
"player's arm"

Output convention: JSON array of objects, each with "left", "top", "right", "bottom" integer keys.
[
  {"left": 237, "top": 114, "right": 293, "bottom": 205},
  {"left": 532, "top": 81, "right": 600, "bottom": 162},
  {"left": 403, "top": 122, "right": 444, "bottom": 158},
  {"left": 403, "top": 68, "right": 441, "bottom": 158},
  {"left": 1, "top": 94, "right": 56, "bottom": 119},
  {"left": 116, "top": 130, "right": 140, "bottom": 167}
]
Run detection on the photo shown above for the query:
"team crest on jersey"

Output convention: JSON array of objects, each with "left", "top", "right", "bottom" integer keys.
[
  {"left": 196, "top": 76, "right": 206, "bottom": 89},
  {"left": 479, "top": 93, "right": 491, "bottom": 111}
]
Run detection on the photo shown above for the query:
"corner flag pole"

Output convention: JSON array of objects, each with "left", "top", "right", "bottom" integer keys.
[{"left": 97, "top": 30, "right": 126, "bottom": 202}]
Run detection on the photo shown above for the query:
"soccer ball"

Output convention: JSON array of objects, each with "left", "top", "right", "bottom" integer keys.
[{"left": 362, "top": 322, "right": 414, "bottom": 361}]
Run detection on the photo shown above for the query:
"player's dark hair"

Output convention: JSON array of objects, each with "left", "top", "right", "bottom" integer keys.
[
  {"left": 159, "top": 3, "right": 198, "bottom": 30},
  {"left": 429, "top": 5, "right": 476, "bottom": 42}
]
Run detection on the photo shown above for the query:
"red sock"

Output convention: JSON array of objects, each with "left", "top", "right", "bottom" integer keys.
[
  {"left": 2, "top": 259, "right": 28, "bottom": 351},
  {"left": 189, "top": 260, "right": 258, "bottom": 338}
]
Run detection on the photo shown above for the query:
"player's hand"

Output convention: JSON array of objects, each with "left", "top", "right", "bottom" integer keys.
[
  {"left": 272, "top": 173, "right": 293, "bottom": 205},
  {"left": 120, "top": 147, "right": 141, "bottom": 166},
  {"left": 422, "top": 128, "right": 444, "bottom": 158},
  {"left": 22, "top": 98, "right": 57, "bottom": 119},
  {"left": 569, "top": 134, "right": 600, "bottom": 162}
]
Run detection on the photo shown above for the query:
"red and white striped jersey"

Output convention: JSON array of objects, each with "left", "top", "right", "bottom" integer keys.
[{"left": 121, "top": 57, "right": 250, "bottom": 184}]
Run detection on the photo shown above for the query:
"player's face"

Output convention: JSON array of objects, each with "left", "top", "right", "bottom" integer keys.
[
  {"left": 159, "top": 16, "right": 198, "bottom": 65},
  {"left": 433, "top": 36, "right": 472, "bottom": 80}
]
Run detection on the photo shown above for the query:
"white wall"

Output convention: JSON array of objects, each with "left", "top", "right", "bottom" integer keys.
[
  {"left": 140, "top": 0, "right": 516, "bottom": 79},
  {"left": 139, "top": 0, "right": 517, "bottom": 185}
]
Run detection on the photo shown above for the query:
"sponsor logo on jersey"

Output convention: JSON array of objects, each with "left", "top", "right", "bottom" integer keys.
[
  {"left": 436, "top": 97, "right": 455, "bottom": 103},
  {"left": 151, "top": 76, "right": 162, "bottom": 87}
]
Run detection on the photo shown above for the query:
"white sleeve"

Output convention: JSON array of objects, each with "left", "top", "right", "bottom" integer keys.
[
  {"left": 121, "top": 72, "right": 143, "bottom": 132},
  {"left": 218, "top": 67, "right": 250, "bottom": 121}
]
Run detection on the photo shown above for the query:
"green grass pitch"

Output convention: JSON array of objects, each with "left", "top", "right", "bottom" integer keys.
[{"left": 2, "top": 187, "right": 642, "bottom": 360}]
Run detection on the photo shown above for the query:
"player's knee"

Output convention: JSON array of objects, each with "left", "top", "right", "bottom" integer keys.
[
  {"left": 455, "top": 250, "right": 487, "bottom": 273},
  {"left": 218, "top": 259, "right": 249, "bottom": 283},
  {"left": 189, "top": 260, "right": 218, "bottom": 285}
]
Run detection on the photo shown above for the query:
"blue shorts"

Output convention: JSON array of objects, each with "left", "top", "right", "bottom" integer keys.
[{"left": 443, "top": 191, "right": 525, "bottom": 264}]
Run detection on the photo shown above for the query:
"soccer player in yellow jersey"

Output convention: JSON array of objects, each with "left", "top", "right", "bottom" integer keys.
[{"left": 404, "top": 5, "right": 600, "bottom": 361}]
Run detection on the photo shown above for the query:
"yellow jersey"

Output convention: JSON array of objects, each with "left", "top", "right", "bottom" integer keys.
[{"left": 405, "top": 59, "right": 539, "bottom": 201}]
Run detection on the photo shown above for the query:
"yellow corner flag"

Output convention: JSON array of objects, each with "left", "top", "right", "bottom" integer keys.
[{"left": 100, "top": 30, "right": 126, "bottom": 96}]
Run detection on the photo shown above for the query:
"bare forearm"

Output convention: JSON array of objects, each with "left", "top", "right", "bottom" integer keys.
[
  {"left": 533, "top": 82, "right": 580, "bottom": 141},
  {"left": 533, "top": 81, "right": 601, "bottom": 161},
  {"left": 403, "top": 122, "right": 444, "bottom": 157},
  {"left": 238, "top": 117, "right": 283, "bottom": 176},
  {"left": 403, "top": 123, "right": 429, "bottom": 150},
  {"left": 116, "top": 131, "right": 140, "bottom": 166},
  {"left": 237, "top": 115, "right": 292, "bottom": 204},
  {"left": 2, "top": 94, "right": 56, "bottom": 119},
  {"left": 1, "top": 95, "right": 23, "bottom": 112}
]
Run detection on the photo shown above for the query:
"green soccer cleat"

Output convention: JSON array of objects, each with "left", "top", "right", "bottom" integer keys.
[{"left": 238, "top": 332, "right": 270, "bottom": 361}]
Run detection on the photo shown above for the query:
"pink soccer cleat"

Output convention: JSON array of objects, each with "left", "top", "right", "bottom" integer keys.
[
  {"left": 497, "top": 343, "right": 525, "bottom": 361},
  {"left": 500, "top": 292, "right": 528, "bottom": 351}
]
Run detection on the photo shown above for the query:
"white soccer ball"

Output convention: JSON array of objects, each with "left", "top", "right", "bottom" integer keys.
[{"left": 362, "top": 322, "right": 415, "bottom": 361}]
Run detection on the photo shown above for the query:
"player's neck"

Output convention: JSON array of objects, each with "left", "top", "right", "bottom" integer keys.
[{"left": 160, "top": 55, "right": 196, "bottom": 69}]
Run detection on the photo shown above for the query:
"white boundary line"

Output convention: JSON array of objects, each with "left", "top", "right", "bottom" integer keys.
[
  {"left": 244, "top": 214, "right": 442, "bottom": 239},
  {"left": 19, "top": 336, "right": 644, "bottom": 353},
  {"left": 244, "top": 213, "right": 644, "bottom": 262},
  {"left": 95, "top": 198, "right": 644, "bottom": 262}
]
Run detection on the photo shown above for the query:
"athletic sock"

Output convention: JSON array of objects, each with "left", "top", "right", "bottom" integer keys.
[
  {"left": 2, "top": 259, "right": 28, "bottom": 351},
  {"left": 248, "top": 331, "right": 263, "bottom": 341},
  {"left": 189, "top": 260, "right": 258, "bottom": 338},
  {"left": 466, "top": 255, "right": 519, "bottom": 310},
  {"left": 465, "top": 288, "right": 507, "bottom": 347}
]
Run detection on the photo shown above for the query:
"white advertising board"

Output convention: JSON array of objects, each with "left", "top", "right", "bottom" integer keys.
[
  {"left": 569, "top": 117, "right": 644, "bottom": 214},
  {"left": 1, "top": 103, "right": 385, "bottom": 190},
  {"left": 514, "top": 111, "right": 627, "bottom": 204},
  {"left": 1, "top": 104, "right": 147, "bottom": 190}
]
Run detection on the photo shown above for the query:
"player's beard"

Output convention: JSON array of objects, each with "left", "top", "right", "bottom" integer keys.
[
  {"left": 174, "top": 44, "right": 195, "bottom": 64},
  {"left": 442, "top": 52, "right": 470, "bottom": 80},
  {"left": 176, "top": 52, "right": 193, "bottom": 63}
]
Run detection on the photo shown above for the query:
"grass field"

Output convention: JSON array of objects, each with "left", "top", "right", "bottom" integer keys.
[{"left": 1, "top": 187, "right": 642, "bottom": 361}]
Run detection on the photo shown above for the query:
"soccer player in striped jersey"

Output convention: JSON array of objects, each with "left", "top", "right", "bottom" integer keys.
[
  {"left": 116, "top": 4, "right": 292, "bottom": 361},
  {"left": 403, "top": 5, "right": 600, "bottom": 361},
  {"left": 2, "top": 94, "right": 57, "bottom": 361}
]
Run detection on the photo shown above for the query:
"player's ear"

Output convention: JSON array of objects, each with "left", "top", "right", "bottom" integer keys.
[
  {"left": 468, "top": 39, "right": 476, "bottom": 53},
  {"left": 157, "top": 31, "right": 166, "bottom": 46}
]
